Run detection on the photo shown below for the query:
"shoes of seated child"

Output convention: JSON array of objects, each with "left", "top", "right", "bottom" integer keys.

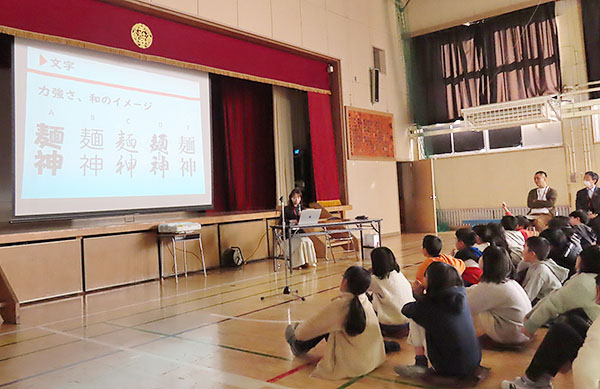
[
  {"left": 285, "top": 323, "right": 303, "bottom": 357},
  {"left": 501, "top": 376, "right": 553, "bottom": 389},
  {"left": 383, "top": 340, "right": 400, "bottom": 354},
  {"left": 393, "top": 364, "right": 428, "bottom": 378}
]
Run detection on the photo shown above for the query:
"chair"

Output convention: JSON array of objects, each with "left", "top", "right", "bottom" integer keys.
[{"left": 312, "top": 203, "right": 359, "bottom": 262}]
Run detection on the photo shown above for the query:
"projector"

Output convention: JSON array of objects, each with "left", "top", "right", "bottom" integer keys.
[{"left": 158, "top": 222, "right": 202, "bottom": 234}]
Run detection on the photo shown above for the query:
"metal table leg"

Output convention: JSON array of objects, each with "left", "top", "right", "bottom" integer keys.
[
  {"left": 183, "top": 240, "right": 188, "bottom": 277},
  {"left": 288, "top": 230, "right": 293, "bottom": 276},
  {"left": 198, "top": 233, "right": 207, "bottom": 277},
  {"left": 172, "top": 236, "right": 178, "bottom": 283},
  {"left": 359, "top": 227, "right": 364, "bottom": 261},
  {"left": 159, "top": 237, "right": 164, "bottom": 280}
]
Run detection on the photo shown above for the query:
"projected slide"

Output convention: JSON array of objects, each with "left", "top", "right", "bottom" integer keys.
[{"left": 14, "top": 38, "right": 212, "bottom": 217}]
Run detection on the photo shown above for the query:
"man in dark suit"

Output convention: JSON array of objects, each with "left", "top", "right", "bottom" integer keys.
[{"left": 575, "top": 171, "right": 600, "bottom": 236}]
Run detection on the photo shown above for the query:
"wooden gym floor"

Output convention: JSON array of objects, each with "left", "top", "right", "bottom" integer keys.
[{"left": 0, "top": 233, "right": 574, "bottom": 388}]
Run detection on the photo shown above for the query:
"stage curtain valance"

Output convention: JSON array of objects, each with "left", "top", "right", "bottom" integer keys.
[{"left": 0, "top": 0, "right": 330, "bottom": 94}]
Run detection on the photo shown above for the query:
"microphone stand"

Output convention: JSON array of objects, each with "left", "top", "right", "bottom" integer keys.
[{"left": 260, "top": 195, "right": 305, "bottom": 302}]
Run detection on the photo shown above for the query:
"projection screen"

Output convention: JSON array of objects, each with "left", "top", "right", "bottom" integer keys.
[{"left": 13, "top": 37, "right": 212, "bottom": 218}]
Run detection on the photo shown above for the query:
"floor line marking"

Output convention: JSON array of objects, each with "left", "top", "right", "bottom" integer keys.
[
  {"left": 210, "top": 314, "right": 303, "bottom": 324},
  {"left": 104, "top": 321, "right": 292, "bottom": 361},
  {"left": 0, "top": 287, "right": 335, "bottom": 362},
  {"left": 0, "top": 263, "right": 341, "bottom": 341},
  {"left": 267, "top": 361, "right": 315, "bottom": 383},
  {"left": 173, "top": 285, "right": 339, "bottom": 335},
  {"left": 337, "top": 374, "right": 366, "bottom": 389},
  {"left": 34, "top": 326, "right": 289, "bottom": 389},
  {"left": 0, "top": 270, "right": 277, "bottom": 338},
  {"left": 368, "top": 374, "right": 436, "bottom": 388}
]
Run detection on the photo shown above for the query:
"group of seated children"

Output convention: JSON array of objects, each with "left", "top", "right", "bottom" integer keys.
[{"left": 284, "top": 221, "right": 600, "bottom": 389}]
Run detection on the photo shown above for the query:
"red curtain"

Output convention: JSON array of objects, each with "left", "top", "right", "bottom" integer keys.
[
  {"left": 307, "top": 92, "right": 340, "bottom": 201},
  {"left": 211, "top": 76, "right": 275, "bottom": 212}
]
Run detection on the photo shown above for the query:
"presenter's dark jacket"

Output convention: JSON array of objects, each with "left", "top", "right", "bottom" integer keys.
[
  {"left": 282, "top": 204, "right": 303, "bottom": 238},
  {"left": 284, "top": 204, "right": 302, "bottom": 223},
  {"left": 575, "top": 187, "right": 600, "bottom": 214},
  {"left": 526, "top": 187, "right": 557, "bottom": 215}
]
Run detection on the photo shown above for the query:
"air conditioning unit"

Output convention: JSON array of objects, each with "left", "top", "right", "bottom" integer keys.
[{"left": 461, "top": 95, "right": 560, "bottom": 130}]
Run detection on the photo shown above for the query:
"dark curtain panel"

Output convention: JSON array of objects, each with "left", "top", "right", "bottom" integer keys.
[
  {"left": 412, "top": 2, "right": 560, "bottom": 125},
  {"left": 485, "top": 3, "right": 561, "bottom": 102},
  {"left": 412, "top": 33, "right": 450, "bottom": 125},
  {"left": 440, "top": 26, "right": 489, "bottom": 122},
  {"left": 210, "top": 75, "right": 275, "bottom": 212},
  {"left": 582, "top": 0, "right": 600, "bottom": 98}
]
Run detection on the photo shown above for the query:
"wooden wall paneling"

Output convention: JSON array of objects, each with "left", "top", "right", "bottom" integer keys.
[
  {"left": 219, "top": 220, "right": 269, "bottom": 263},
  {"left": 160, "top": 224, "right": 219, "bottom": 277},
  {"left": 83, "top": 232, "right": 159, "bottom": 291},
  {"left": 0, "top": 239, "right": 82, "bottom": 303}
]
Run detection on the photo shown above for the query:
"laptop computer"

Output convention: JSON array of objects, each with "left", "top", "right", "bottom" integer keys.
[{"left": 296, "top": 209, "right": 322, "bottom": 226}]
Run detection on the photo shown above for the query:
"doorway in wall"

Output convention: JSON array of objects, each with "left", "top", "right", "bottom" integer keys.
[{"left": 397, "top": 160, "right": 437, "bottom": 233}]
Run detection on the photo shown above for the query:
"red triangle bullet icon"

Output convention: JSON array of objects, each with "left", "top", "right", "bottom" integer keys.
[{"left": 39, "top": 55, "right": 47, "bottom": 66}]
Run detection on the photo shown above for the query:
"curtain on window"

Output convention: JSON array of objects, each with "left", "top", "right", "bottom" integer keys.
[{"left": 413, "top": 2, "right": 561, "bottom": 125}]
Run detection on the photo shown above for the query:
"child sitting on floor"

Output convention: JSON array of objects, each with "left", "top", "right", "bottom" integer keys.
[
  {"left": 453, "top": 228, "right": 483, "bottom": 286},
  {"left": 501, "top": 216, "right": 526, "bottom": 264},
  {"left": 571, "top": 274, "right": 600, "bottom": 388},
  {"left": 415, "top": 235, "right": 465, "bottom": 285},
  {"left": 368, "top": 247, "right": 414, "bottom": 338},
  {"left": 395, "top": 262, "right": 481, "bottom": 378},
  {"left": 516, "top": 216, "right": 534, "bottom": 240},
  {"left": 472, "top": 224, "right": 491, "bottom": 253},
  {"left": 569, "top": 210, "right": 597, "bottom": 249},
  {"left": 539, "top": 228, "right": 579, "bottom": 278},
  {"left": 466, "top": 245, "right": 532, "bottom": 346},
  {"left": 519, "top": 236, "right": 568, "bottom": 304},
  {"left": 284, "top": 266, "right": 386, "bottom": 380},
  {"left": 502, "top": 245, "right": 600, "bottom": 389},
  {"left": 501, "top": 202, "right": 534, "bottom": 241}
]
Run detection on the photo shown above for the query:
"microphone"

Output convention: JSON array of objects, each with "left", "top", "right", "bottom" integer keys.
[{"left": 279, "top": 196, "right": 284, "bottom": 203}]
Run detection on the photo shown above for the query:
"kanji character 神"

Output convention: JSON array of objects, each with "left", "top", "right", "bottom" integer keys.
[
  {"left": 80, "top": 154, "right": 103, "bottom": 176},
  {"left": 34, "top": 150, "right": 63, "bottom": 176}
]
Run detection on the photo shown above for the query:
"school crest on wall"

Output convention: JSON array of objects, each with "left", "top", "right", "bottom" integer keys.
[{"left": 131, "top": 23, "right": 153, "bottom": 49}]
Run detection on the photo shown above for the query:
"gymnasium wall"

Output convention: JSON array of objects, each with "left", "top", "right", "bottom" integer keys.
[
  {"left": 143, "top": 0, "right": 407, "bottom": 234},
  {"left": 432, "top": 147, "right": 570, "bottom": 209}
]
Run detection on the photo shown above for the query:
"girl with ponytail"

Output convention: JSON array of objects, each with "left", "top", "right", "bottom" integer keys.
[{"left": 284, "top": 266, "right": 386, "bottom": 380}]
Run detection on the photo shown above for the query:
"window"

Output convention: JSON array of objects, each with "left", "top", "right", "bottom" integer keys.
[
  {"left": 420, "top": 121, "right": 562, "bottom": 158},
  {"left": 423, "top": 133, "right": 452, "bottom": 156},
  {"left": 453, "top": 131, "right": 484, "bottom": 152},
  {"left": 373, "top": 47, "right": 386, "bottom": 74},
  {"left": 489, "top": 126, "right": 522, "bottom": 149}
]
